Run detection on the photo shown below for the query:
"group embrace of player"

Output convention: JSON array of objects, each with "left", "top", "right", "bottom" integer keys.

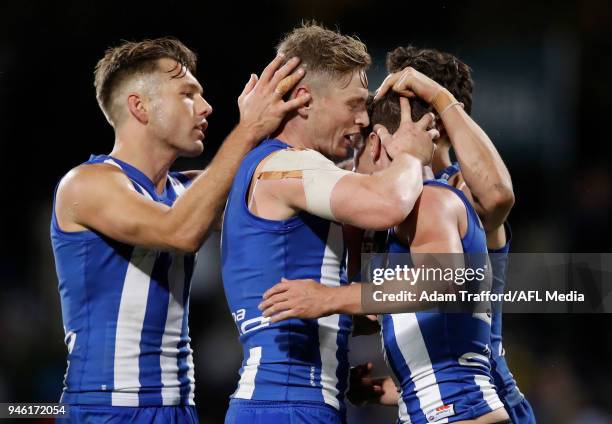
[{"left": 51, "top": 22, "right": 536, "bottom": 424}]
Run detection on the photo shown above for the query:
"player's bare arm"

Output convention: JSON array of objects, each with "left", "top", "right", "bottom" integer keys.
[
  {"left": 260, "top": 185, "right": 466, "bottom": 321},
  {"left": 375, "top": 67, "right": 515, "bottom": 231},
  {"left": 249, "top": 96, "right": 437, "bottom": 230},
  {"left": 56, "top": 54, "right": 310, "bottom": 252}
]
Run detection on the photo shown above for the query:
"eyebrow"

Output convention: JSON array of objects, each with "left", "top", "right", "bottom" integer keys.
[{"left": 347, "top": 94, "right": 368, "bottom": 105}]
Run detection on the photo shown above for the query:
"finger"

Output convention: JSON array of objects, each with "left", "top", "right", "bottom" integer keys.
[
  {"left": 392, "top": 70, "right": 410, "bottom": 94},
  {"left": 373, "top": 124, "right": 391, "bottom": 148},
  {"left": 415, "top": 112, "right": 435, "bottom": 130},
  {"left": 397, "top": 89, "right": 416, "bottom": 98},
  {"left": 373, "top": 73, "right": 399, "bottom": 100},
  {"left": 275, "top": 69, "right": 305, "bottom": 97},
  {"left": 270, "top": 56, "right": 301, "bottom": 87},
  {"left": 427, "top": 128, "right": 440, "bottom": 140},
  {"left": 281, "top": 92, "right": 311, "bottom": 112},
  {"left": 269, "top": 309, "right": 297, "bottom": 323},
  {"left": 262, "top": 281, "right": 290, "bottom": 300},
  {"left": 262, "top": 300, "right": 292, "bottom": 318},
  {"left": 258, "top": 292, "right": 289, "bottom": 311},
  {"left": 352, "top": 363, "right": 369, "bottom": 378},
  {"left": 399, "top": 97, "right": 412, "bottom": 124},
  {"left": 260, "top": 53, "right": 286, "bottom": 83},
  {"left": 240, "top": 74, "right": 258, "bottom": 98}
]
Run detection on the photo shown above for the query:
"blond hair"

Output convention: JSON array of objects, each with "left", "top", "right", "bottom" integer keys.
[{"left": 277, "top": 22, "right": 370, "bottom": 87}]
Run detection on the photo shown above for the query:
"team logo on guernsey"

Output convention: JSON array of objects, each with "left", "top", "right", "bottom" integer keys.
[{"left": 426, "top": 404, "right": 455, "bottom": 422}]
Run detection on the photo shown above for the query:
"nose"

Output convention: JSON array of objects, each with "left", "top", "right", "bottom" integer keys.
[
  {"left": 355, "top": 108, "right": 369, "bottom": 128},
  {"left": 196, "top": 95, "right": 213, "bottom": 118}
]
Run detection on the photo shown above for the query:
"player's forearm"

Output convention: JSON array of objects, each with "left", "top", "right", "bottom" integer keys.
[
  {"left": 162, "top": 124, "right": 258, "bottom": 252},
  {"left": 438, "top": 101, "right": 515, "bottom": 229},
  {"left": 374, "top": 153, "right": 423, "bottom": 219},
  {"left": 328, "top": 284, "right": 365, "bottom": 315},
  {"left": 334, "top": 280, "right": 444, "bottom": 315}
]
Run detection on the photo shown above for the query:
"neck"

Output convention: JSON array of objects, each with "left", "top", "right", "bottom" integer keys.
[
  {"left": 274, "top": 118, "right": 315, "bottom": 151},
  {"left": 110, "top": 126, "right": 178, "bottom": 194},
  {"left": 431, "top": 140, "right": 452, "bottom": 175}
]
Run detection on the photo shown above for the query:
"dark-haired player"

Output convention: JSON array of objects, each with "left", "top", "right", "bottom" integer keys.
[{"left": 385, "top": 46, "right": 535, "bottom": 424}]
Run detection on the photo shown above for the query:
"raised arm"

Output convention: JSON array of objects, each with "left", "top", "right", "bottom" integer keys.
[
  {"left": 251, "top": 96, "right": 437, "bottom": 230},
  {"left": 375, "top": 67, "right": 515, "bottom": 231},
  {"left": 55, "top": 55, "right": 310, "bottom": 252}
]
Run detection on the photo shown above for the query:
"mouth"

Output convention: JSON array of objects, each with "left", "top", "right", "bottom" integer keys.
[
  {"left": 343, "top": 133, "right": 364, "bottom": 150},
  {"left": 194, "top": 120, "right": 208, "bottom": 139}
]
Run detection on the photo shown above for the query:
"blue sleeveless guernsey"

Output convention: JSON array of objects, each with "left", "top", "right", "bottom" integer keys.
[
  {"left": 381, "top": 179, "right": 504, "bottom": 424},
  {"left": 221, "top": 139, "right": 351, "bottom": 413},
  {"left": 51, "top": 155, "right": 196, "bottom": 407},
  {"left": 435, "top": 163, "right": 536, "bottom": 423}
]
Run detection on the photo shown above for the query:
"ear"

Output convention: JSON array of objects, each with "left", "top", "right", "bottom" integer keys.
[
  {"left": 127, "top": 93, "right": 149, "bottom": 124},
  {"left": 294, "top": 86, "right": 312, "bottom": 118},
  {"left": 369, "top": 131, "right": 381, "bottom": 162}
]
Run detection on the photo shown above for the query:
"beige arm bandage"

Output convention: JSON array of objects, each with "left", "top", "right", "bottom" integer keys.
[{"left": 258, "top": 148, "right": 352, "bottom": 221}]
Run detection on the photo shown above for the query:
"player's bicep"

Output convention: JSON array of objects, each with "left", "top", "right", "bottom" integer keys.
[
  {"left": 330, "top": 173, "right": 403, "bottom": 230},
  {"left": 59, "top": 165, "right": 172, "bottom": 249}
]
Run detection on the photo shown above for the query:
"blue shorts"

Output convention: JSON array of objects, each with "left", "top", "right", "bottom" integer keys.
[
  {"left": 57, "top": 404, "right": 199, "bottom": 423},
  {"left": 500, "top": 389, "right": 536, "bottom": 424},
  {"left": 225, "top": 399, "right": 345, "bottom": 424}
]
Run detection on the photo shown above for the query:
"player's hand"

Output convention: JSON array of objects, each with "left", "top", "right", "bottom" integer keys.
[
  {"left": 375, "top": 96, "right": 438, "bottom": 164},
  {"left": 347, "top": 362, "right": 399, "bottom": 406},
  {"left": 259, "top": 278, "right": 333, "bottom": 322},
  {"left": 352, "top": 314, "right": 380, "bottom": 336},
  {"left": 237, "top": 54, "right": 311, "bottom": 142},
  {"left": 374, "top": 66, "right": 442, "bottom": 103}
]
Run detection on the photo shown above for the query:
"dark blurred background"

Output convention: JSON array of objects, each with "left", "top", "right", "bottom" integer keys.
[{"left": 1, "top": 0, "right": 611, "bottom": 423}]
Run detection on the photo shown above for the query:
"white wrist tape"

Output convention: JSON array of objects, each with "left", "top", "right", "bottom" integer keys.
[{"left": 259, "top": 148, "right": 352, "bottom": 221}]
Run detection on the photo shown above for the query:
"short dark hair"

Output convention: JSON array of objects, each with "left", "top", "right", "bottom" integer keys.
[
  {"left": 386, "top": 45, "right": 474, "bottom": 118},
  {"left": 362, "top": 46, "right": 474, "bottom": 137},
  {"left": 94, "top": 37, "right": 197, "bottom": 126}
]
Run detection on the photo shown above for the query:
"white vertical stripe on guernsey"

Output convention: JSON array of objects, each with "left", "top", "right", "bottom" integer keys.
[
  {"left": 473, "top": 374, "right": 504, "bottom": 412},
  {"left": 159, "top": 253, "right": 185, "bottom": 404},
  {"left": 390, "top": 313, "right": 448, "bottom": 423},
  {"left": 317, "top": 222, "right": 344, "bottom": 410},
  {"left": 234, "top": 346, "right": 262, "bottom": 399},
  {"left": 112, "top": 247, "right": 158, "bottom": 406},
  {"left": 168, "top": 175, "right": 187, "bottom": 197},
  {"left": 186, "top": 343, "right": 196, "bottom": 405},
  {"left": 398, "top": 395, "right": 413, "bottom": 424},
  {"left": 111, "top": 174, "right": 157, "bottom": 406}
]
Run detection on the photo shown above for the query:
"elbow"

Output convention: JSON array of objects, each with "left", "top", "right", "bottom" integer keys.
[
  {"left": 488, "top": 185, "right": 515, "bottom": 217},
  {"left": 170, "top": 234, "right": 202, "bottom": 254},
  {"left": 481, "top": 186, "right": 515, "bottom": 232},
  {"left": 161, "top": 222, "right": 204, "bottom": 254}
]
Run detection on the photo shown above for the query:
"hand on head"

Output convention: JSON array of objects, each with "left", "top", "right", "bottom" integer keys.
[{"left": 238, "top": 54, "right": 311, "bottom": 141}]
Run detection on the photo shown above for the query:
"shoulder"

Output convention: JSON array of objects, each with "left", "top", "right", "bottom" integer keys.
[
  {"left": 395, "top": 184, "right": 464, "bottom": 243},
  {"left": 57, "top": 162, "right": 131, "bottom": 201},
  {"left": 264, "top": 148, "right": 340, "bottom": 171},
  {"left": 420, "top": 184, "right": 464, "bottom": 216}
]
